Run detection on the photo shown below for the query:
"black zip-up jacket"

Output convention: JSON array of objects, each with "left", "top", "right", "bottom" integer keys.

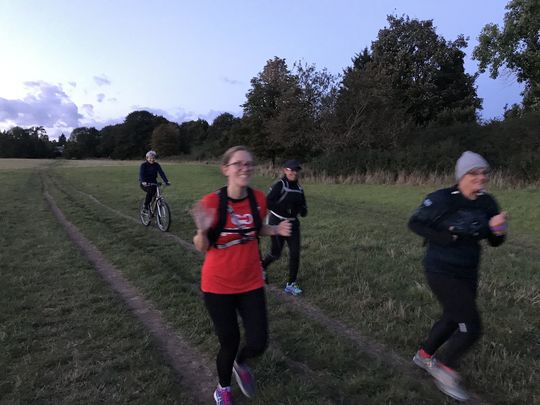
[
  {"left": 408, "top": 185, "right": 505, "bottom": 279},
  {"left": 139, "top": 161, "right": 169, "bottom": 184},
  {"left": 267, "top": 176, "right": 307, "bottom": 220}
]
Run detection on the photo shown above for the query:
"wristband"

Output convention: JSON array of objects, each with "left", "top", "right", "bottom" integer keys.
[{"left": 490, "top": 224, "right": 507, "bottom": 232}]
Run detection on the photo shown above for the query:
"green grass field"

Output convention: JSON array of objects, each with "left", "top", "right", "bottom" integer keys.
[{"left": 2, "top": 159, "right": 538, "bottom": 404}]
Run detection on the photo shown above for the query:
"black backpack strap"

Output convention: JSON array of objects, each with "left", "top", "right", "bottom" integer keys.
[
  {"left": 247, "top": 187, "right": 262, "bottom": 233},
  {"left": 207, "top": 186, "right": 229, "bottom": 247}
]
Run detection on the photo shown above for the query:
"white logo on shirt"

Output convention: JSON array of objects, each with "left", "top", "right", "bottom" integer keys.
[
  {"left": 232, "top": 213, "right": 253, "bottom": 226},
  {"left": 423, "top": 198, "right": 432, "bottom": 207}
]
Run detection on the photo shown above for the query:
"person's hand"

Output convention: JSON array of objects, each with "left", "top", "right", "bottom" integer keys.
[
  {"left": 141, "top": 181, "right": 148, "bottom": 186},
  {"left": 277, "top": 220, "right": 292, "bottom": 237},
  {"left": 192, "top": 201, "right": 215, "bottom": 233},
  {"left": 489, "top": 211, "right": 507, "bottom": 235}
]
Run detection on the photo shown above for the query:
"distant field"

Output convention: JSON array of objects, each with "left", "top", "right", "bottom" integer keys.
[
  {"left": 2, "top": 159, "right": 538, "bottom": 404},
  {"left": 0, "top": 158, "right": 54, "bottom": 169}
]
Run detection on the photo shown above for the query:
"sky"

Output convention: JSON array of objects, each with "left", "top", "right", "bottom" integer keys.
[{"left": 0, "top": 0, "right": 524, "bottom": 140}]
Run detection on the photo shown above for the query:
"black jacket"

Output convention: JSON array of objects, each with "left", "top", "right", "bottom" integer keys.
[
  {"left": 139, "top": 161, "right": 169, "bottom": 184},
  {"left": 267, "top": 176, "right": 308, "bottom": 220},
  {"left": 408, "top": 185, "right": 505, "bottom": 279}
]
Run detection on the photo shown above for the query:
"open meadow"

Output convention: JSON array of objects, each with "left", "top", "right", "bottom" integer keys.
[{"left": 1, "top": 159, "right": 538, "bottom": 404}]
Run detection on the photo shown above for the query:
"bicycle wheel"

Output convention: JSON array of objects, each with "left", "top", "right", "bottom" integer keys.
[
  {"left": 156, "top": 199, "right": 171, "bottom": 232},
  {"left": 139, "top": 198, "right": 151, "bottom": 226}
]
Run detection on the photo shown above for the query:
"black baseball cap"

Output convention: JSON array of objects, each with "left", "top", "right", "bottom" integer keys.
[{"left": 283, "top": 159, "right": 302, "bottom": 170}]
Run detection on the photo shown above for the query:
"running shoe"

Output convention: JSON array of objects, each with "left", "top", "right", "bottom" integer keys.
[
  {"left": 284, "top": 282, "right": 303, "bottom": 296},
  {"left": 233, "top": 361, "right": 256, "bottom": 398},
  {"left": 412, "top": 348, "right": 435, "bottom": 371},
  {"left": 430, "top": 362, "right": 470, "bottom": 402},
  {"left": 213, "top": 385, "right": 233, "bottom": 405}
]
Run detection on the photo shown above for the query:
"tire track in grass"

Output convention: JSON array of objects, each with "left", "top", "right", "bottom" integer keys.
[
  {"left": 42, "top": 183, "right": 216, "bottom": 405},
  {"left": 70, "top": 184, "right": 492, "bottom": 405}
]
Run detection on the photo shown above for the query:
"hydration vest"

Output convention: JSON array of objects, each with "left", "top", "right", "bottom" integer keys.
[{"left": 207, "top": 186, "right": 263, "bottom": 249}]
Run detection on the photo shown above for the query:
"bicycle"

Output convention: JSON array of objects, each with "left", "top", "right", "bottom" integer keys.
[{"left": 139, "top": 182, "right": 171, "bottom": 232}]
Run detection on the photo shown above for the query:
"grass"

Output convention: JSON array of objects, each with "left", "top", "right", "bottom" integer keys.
[
  {"left": 2, "top": 158, "right": 538, "bottom": 404},
  {"left": 0, "top": 168, "right": 190, "bottom": 404}
]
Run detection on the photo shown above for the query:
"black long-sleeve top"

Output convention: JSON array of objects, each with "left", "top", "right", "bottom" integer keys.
[
  {"left": 266, "top": 176, "right": 308, "bottom": 220},
  {"left": 139, "top": 161, "right": 169, "bottom": 184},
  {"left": 408, "top": 185, "right": 505, "bottom": 279}
]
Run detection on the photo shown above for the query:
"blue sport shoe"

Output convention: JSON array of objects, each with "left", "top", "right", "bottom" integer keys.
[
  {"left": 284, "top": 282, "right": 302, "bottom": 296},
  {"left": 213, "top": 385, "right": 233, "bottom": 405},
  {"left": 233, "top": 361, "right": 256, "bottom": 398}
]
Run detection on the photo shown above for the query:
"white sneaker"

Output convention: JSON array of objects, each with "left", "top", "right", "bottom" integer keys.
[
  {"left": 430, "top": 362, "right": 470, "bottom": 402},
  {"left": 284, "top": 282, "right": 302, "bottom": 296}
]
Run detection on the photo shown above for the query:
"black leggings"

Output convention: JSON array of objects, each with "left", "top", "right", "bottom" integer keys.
[
  {"left": 140, "top": 184, "right": 156, "bottom": 208},
  {"left": 204, "top": 288, "right": 268, "bottom": 387},
  {"left": 421, "top": 272, "right": 482, "bottom": 369},
  {"left": 262, "top": 218, "right": 301, "bottom": 284}
]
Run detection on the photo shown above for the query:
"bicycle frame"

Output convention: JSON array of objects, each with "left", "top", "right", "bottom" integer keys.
[{"left": 148, "top": 184, "right": 164, "bottom": 215}]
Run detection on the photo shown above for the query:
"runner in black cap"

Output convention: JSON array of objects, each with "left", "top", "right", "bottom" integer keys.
[{"left": 261, "top": 159, "right": 308, "bottom": 295}]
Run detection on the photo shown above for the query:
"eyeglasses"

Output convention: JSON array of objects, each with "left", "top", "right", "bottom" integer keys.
[
  {"left": 226, "top": 161, "right": 256, "bottom": 169},
  {"left": 467, "top": 169, "right": 490, "bottom": 176}
]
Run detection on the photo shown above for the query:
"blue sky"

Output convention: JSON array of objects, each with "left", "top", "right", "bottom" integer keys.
[{"left": 0, "top": 0, "right": 523, "bottom": 139}]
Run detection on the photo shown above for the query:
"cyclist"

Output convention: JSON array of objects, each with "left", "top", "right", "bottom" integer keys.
[
  {"left": 408, "top": 151, "right": 507, "bottom": 401},
  {"left": 261, "top": 159, "right": 308, "bottom": 295},
  {"left": 139, "top": 150, "right": 170, "bottom": 213},
  {"left": 192, "top": 145, "right": 291, "bottom": 405}
]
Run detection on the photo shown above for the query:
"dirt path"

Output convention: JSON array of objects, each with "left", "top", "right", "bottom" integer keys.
[
  {"left": 43, "top": 186, "right": 216, "bottom": 405},
  {"left": 58, "top": 182, "right": 491, "bottom": 405}
]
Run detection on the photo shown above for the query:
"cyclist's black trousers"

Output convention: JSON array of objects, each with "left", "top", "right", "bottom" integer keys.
[
  {"left": 204, "top": 287, "right": 268, "bottom": 387},
  {"left": 421, "top": 272, "right": 482, "bottom": 369},
  {"left": 262, "top": 217, "right": 301, "bottom": 284},
  {"left": 140, "top": 184, "right": 157, "bottom": 208}
]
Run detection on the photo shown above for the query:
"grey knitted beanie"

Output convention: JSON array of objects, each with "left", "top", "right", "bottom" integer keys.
[{"left": 455, "top": 151, "right": 489, "bottom": 181}]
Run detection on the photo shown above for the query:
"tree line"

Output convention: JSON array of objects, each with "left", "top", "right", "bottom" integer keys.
[{"left": 2, "top": 4, "right": 539, "bottom": 179}]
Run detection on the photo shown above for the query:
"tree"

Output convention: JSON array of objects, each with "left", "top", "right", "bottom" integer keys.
[
  {"left": 111, "top": 111, "right": 168, "bottom": 159},
  {"left": 371, "top": 16, "right": 481, "bottom": 126},
  {"left": 151, "top": 122, "right": 184, "bottom": 156},
  {"left": 181, "top": 119, "right": 209, "bottom": 146},
  {"left": 293, "top": 61, "right": 340, "bottom": 154},
  {"left": 242, "top": 57, "right": 313, "bottom": 161},
  {"left": 333, "top": 16, "right": 481, "bottom": 151},
  {"left": 65, "top": 127, "right": 101, "bottom": 158},
  {"left": 473, "top": 0, "right": 540, "bottom": 111}
]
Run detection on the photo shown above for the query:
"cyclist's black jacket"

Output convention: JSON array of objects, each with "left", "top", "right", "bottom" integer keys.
[
  {"left": 267, "top": 176, "right": 307, "bottom": 220},
  {"left": 408, "top": 185, "right": 505, "bottom": 280},
  {"left": 139, "top": 161, "right": 169, "bottom": 184}
]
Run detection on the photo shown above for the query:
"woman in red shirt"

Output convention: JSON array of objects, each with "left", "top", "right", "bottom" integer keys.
[{"left": 193, "top": 146, "right": 291, "bottom": 405}]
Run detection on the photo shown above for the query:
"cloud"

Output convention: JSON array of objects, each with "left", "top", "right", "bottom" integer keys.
[
  {"left": 222, "top": 76, "right": 243, "bottom": 85},
  {"left": 0, "top": 81, "right": 240, "bottom": 140},
  {"left": 129, "top": 105, "right": 239, "bottom": 125},
  {"left": 81, "top": 104, "right": 94, "bottom": 116},
  {"left": 0, "top": 81, "right": 82, "bottom": 133},
  {"left": 93, "top": 74, "right": 111, "bottom": 86},
  {"left": 0, "top": 81, "right": 113, "bottom": 139},
  {"left": 68, "top": 81, "right": 77, "bottom": 88},
  {"left": 130, "top": 105, "right": 194, "bottom": 124}
]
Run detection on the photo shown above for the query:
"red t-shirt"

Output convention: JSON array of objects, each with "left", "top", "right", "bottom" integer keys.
[{"left": 200, "top": 189, "right": 267, "bottom": 294}]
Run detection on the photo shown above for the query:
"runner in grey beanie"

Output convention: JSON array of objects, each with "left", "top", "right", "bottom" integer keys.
[{"left": 455, "top": 151, "right": 490, "bottom": 181}]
